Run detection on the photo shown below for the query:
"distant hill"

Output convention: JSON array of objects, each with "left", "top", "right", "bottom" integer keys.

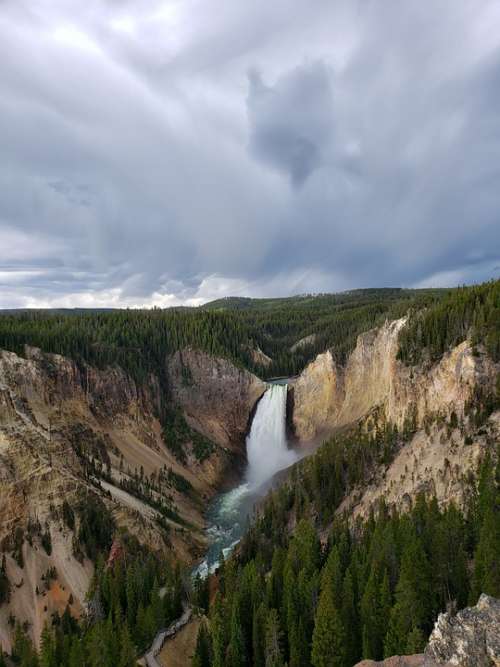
[{"left": 202, "top": 287, "right": 446, "bottom": 312}]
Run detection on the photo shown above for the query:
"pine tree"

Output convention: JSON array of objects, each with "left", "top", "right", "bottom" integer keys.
[
  {"left": 406, "top": 625, "right": 426, "bottom": 654},
  {"left": 360, "top": 569, "right": 381, "bottom": 659},
  {"left": 87, "top": 622, "right": 112, "bottom": 667},
  {"left": 252, "top": 603, "right": 267, "bottom": 667},
  {"left": 192, "top": 621, "right": 211, "bottom": 667},
  {"left": 210, "top": 594, "right": 227, "bottom": 667},
  {"left": 471, "top": 505, "right": 500, "bottom": 600},
  {"left": 321, "top": 546, "right": 343, "bottom": 602},
  {"left": 150, "top": 578, "right": 164, "bottom": 629},
  {"left": 68, "top": 638, "right": 85, "bottom": 667},
  {"left": 39, "top": 625, "right": 56, "bottom": 667},
  {"left": 384, "top": 527, "right": 431, "bottom": 657},
  {"left": 264, "top": 609, "right": 284, "bottom": 667},
  {"left": 288, "top": 616, "right": 310, "bottom": 667},
  {"left": 135, "top": 604, "right": 147, "bottom": 649},
  {"left": 228, "top": 601, "right": 246, "bottom": 667},
  {"left": 118, "top": 625, "right": 137, "bottom": 667},
  {"left": 341, "top": 568, "right": 358, "bottom": 666},
  {"left": 12, "top": 624, "right": 39, "bottom": 667},
  {"left": 311, "top": 585, "right": 345, "bottom": 667},
  {"left": 433, "top": 504, "right": 469, "bottom": 610},
  {"left": 125, "top": 568, "right": 137, "bottom": 631},
  {"left": 193, "top": 573, "right": 209, "bottom": 613}
]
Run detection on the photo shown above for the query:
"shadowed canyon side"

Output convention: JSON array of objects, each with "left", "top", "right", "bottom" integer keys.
[
  {"left": 167, "top": 347, "right": 266, "bottom": 451},
  {"left": 0, "top": 345, "right": 265, "bottom": 651}
]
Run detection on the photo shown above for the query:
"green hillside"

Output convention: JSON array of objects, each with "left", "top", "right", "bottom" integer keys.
[
  {"left": 0, "top": 282, "right": 497, "bottom": 382},
  {"left": 0, "top": 287, "right": 447, "bottom": 382}
]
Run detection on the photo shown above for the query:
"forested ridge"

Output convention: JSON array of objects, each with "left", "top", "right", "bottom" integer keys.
[
  {"left": 209, "top": 288, "right": 445, "bottom": 376},
  {"left": 0, "top": 287, "right": 447, "bottom": 381},
  {"left": 1, "top": 283, "right": 497, "bottom": 382},
  {"left": 398, "top": 280, "right": 500, "bottom": 365},
  {"left": 191, "top": 427, "right": 500, "bottom": 667},
  {"left": 0, "top": 309, "right": 252, "bottom": 385}
]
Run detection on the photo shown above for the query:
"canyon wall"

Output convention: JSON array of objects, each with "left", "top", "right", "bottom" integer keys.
[
  {"left": 292, "top": 318, "right": 499, "bottom": 519},
  {"left": 167, "top": 348, "right": 266, "bottom": 449},
  {"left": 0, "top": 345, "right": 263, "bottom": 651},
  {"left": 292, "top": 318, "right": 497, "bottom": 441}
]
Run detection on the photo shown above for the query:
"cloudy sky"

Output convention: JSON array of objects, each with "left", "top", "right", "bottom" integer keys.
[{"left": 1, "top": 1, "right": 499, "bottom": 308}]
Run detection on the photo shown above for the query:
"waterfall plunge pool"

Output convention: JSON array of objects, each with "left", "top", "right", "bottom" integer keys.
[{"left": 193, "top": 382, "right": 300, "bottom": 579}]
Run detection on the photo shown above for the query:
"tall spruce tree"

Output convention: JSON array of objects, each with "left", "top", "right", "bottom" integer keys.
[
  {"left": 311, "top": 585, "right": 345, "bottom": 667},
  {"left": 384, "top": 528, "right": 431, "bottom": 657},
  {"left": 192, "top": 621, "right": 211, "bottom": 667},
  {"left": 264, "top": 609, "right": 285, "bottom": 667}
]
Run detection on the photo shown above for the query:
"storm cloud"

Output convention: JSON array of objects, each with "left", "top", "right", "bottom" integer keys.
[
  {"left": 0, "top": 0, "right": 499, "bottom": 307},
  {"left": 247, "top": 62, "right": 334, "bottom": 186}
]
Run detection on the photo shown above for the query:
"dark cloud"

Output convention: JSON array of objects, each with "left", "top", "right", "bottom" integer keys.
[
  {"left": 247, "top": 62, "right": 334, "bottom": 186},
  {"left": 0, "top": 0, "right": 499, "bottom": 308}
]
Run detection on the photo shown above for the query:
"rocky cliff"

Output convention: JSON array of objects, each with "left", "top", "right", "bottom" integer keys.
[
  {"left": 0, "top": 345, "right": 264, "bottom": 651},
  {"left": 292, "top": 318, "right": 496, "bottom": 441},
  {"left": 167, "top": 348, "right": 266, "bottom": 450},
  {"left": 291, "top": 318, "right": 499, "bottom": 516},
  {"left": 355, "top": 594, "right": 500, "bottom": 666}
]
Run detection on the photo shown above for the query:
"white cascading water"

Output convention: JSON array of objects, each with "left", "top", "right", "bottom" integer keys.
[
  {"left": 245, "top": 383, "right": 297, "bottom": 489},
  {"left": 194, "top": 382, "right": 298, "bottom": 577}
]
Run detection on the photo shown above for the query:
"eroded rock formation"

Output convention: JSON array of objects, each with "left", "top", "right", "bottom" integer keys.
[
  {"left": 292, "top": 318, "right": 496, "bottom": 441},
  {"left": 167, "top": 347, "right": 266, "bottom": 448},
  {"left": 425, "top": 594, "right": 500, "bottom": 666},
  {"left": 355, "top": 594, "right": 500, "bottom": 666},
  {"left": 292, "top": 318, "right": 499, "bottom": 517}
]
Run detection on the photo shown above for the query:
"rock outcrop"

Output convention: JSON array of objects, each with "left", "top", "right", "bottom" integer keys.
[
  {"left": 291, "top": 319, "right": 405, "bottom": 440},
  {"left": 356, "top": 657, "right": 425, "bottom": 667},
  {"left": 290, "top": 333, "right": 317, "bottom": 353},
  {"left": 292, "top": 318, "right": 497, "bottom": 442},
  {"left": 290, "top": 348, "right": 342, "bottom": 442},
  {"left": 425, "top": 594, "right": 500, "bottom": 666},
  {"left": 355, "top": 594, "right": 500, "bottom": 666},
  {"left": 167, "top": 348, "right": 266, "bottom": 449},
  {"left": 249, "top": 345, "right": 273, "bottom": 368}
]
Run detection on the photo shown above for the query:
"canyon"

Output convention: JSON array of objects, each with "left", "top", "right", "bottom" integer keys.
[
  {"left": 0, "top": 345, "right": 263, "bottom": 651},
  {"left": 0, "top": 305, "right": 498, "bottom": 659}
]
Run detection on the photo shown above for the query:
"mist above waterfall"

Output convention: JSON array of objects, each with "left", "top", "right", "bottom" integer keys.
[{"left": 245, "top": 383, "right": 298, "bottom": 489}]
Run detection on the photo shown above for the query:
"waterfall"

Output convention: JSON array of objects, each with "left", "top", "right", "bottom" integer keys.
[
  {"left": 245, "top": 383, "right": 297, "bottom": 489},
  {"left": 193, "top": 382, "right": 298, "bottom": 578}
]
